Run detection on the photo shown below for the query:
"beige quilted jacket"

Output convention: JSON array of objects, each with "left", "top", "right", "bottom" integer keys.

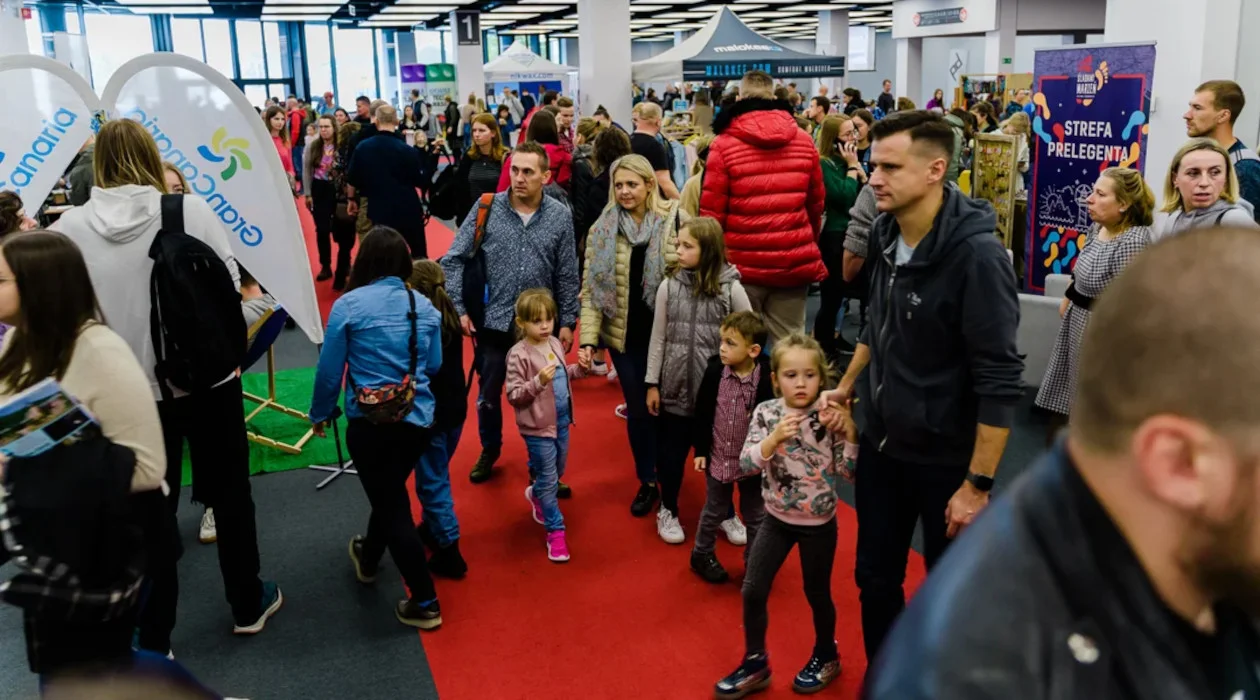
[{"left": 579, "top": 202, "right": 686, "bottom": 352}]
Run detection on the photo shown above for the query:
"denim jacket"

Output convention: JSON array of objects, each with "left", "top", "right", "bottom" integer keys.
[{"left": 310, "top": 277, "right": 443, "bottom": 428}]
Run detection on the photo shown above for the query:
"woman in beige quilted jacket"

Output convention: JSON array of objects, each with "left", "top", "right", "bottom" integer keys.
[{"left": 578, "top": 154, "right": 686, "bottom": 517}]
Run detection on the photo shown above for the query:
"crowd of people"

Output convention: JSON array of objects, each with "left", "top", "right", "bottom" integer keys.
[{"left": 0, "top": 64, "right": 1258, "bottom": 700}]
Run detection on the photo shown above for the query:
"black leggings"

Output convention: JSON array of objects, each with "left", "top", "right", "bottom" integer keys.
[
  {"left": 742, "top": 514, "right": 838, "bottom": 660},
  {"left": 656, "top": 413, "right": 692, "bottom": 516},
  {"left": 312, "top": 178, "right": 354, "bottom": 274}
]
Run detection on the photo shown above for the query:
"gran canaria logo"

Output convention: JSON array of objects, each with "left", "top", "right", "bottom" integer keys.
[
  {"left": 197, "top": 127, "right": 252, "bottom": 180},
  {"left": 0, "top": 108, "right": 81, "bottom": 195}
]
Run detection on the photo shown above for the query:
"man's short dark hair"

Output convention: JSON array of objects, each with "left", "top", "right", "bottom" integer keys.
[
  {"left": 542, "top": 90, "right": 559, "bottom": 106},
  {"left": 811, "top": 96, "right": 831, "bottom": 114},
  {"left": 870, "top": 110, "right": 957, "bottom": 163},
  {"left": 774, "top": 86, "right": 789, "bottom": 101},
  {"left": 356, "top": 95, "right": 370, "bottom": 105},
  {"left": 722, "top": 311, "right": 768, "bottom": 349},
  {"left": 513, "top": 141, "right": 550, "bottom": 172},
  {"left": 542, "top": 104, "right": 561, "bottom": 116},
  {"left": 1198, "top": 80, "right": 1246, "bottom": 125}
]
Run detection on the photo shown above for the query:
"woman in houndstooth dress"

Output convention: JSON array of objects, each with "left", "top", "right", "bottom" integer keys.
[{"left": 1036, "top": 169, "right": 1157, "bottom": 423}]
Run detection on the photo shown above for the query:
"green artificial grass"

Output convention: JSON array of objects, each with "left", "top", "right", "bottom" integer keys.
[{"left": 180, "top": 367, "right": 348, "bottom": 486}]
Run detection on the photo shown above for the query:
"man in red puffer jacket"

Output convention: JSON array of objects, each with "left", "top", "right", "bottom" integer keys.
[{"left": 701, "top": 70, "right": 826, "bottom": 345}]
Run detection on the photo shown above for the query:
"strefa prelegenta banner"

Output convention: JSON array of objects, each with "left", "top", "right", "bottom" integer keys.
[
  {"left": 1027, "top": 43, "right": 1156, "bottom": 292},
  {"left": 0, "top": 53, "right": 322, "bottom": 345}
]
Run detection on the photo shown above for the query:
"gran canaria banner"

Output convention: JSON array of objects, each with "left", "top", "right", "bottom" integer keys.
[{"left": 0, "top": 53, "right": 321, "bottom": 344}]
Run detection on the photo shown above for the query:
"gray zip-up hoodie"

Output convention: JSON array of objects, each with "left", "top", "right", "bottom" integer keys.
[
  {"left": 1152, "top": 197, "right": 1259, "bottom": 242},
  {"left": 856, "top": 186, "right": 1024, "bottom": 466}
]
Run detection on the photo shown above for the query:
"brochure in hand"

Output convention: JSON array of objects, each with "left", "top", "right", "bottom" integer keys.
[{"left": 0, "top": 378, "right": 98, "bottom": 459}]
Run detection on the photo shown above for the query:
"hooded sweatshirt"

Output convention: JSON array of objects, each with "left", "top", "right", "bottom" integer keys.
[
  {"left": 1152, "top": 197, "right": 1259, "bottom": 242},
  {"left": 51, "top": 186, "right": 241, "bottom": 400},
  {"left": 856, "top": 185, "right": 1024, "bottom": 466},
  {"left": 700, "top": 97, "right": 827, "bottom": 288}
]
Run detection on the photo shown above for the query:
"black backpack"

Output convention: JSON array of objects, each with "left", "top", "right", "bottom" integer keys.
[
  {"left": 429, "top": 164, "right": 460, "bottom": 221},
  {"left": 148, "top": 195, "right": 246, "bottom": 399},
  {"left": 459, "top": 193, "right": 495, "bottom": 332}
]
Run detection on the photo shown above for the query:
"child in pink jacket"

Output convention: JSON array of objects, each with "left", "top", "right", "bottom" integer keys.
[{"left": 505, "top": 289, "right": 590, "bottom": 562}]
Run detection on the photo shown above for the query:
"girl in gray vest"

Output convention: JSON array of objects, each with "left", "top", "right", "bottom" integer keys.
[{"left": 645, "top": 217, "right": 752, "bottom": 545}]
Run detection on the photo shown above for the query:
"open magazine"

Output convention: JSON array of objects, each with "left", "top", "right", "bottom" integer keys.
[{"left": 0, "top": 378, "right": 98, "bottom": 459}]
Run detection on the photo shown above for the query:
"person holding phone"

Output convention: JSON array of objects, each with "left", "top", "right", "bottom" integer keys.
[{"left": 813, "top": 115, "right": 865, "bottom": 362}]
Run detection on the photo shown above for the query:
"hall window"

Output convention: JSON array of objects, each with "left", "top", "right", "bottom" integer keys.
[
  {"left": 333, "top": 27, "right": 378, "bottom": 104},
  {"left": 171, "top": 18, "right": 204, "bottom": 61},
  {"left": 236, "top": 20, "right": 265, "bottom": 80},
  {"left": 305, "top": 23, "right": 334, "bottom": 100},
  {"left": 202, "top": 19, "right": 233, "bottom": 78},
  {"left": 83, "top": 10, "right": 155, "bottom": 88},
  {"left": 263, "top": 21, "right": 285, "bottom": 79}
]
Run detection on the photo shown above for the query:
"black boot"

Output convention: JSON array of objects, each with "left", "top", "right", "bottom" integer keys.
[
  {"left": 428, "top": 539, "right": 468, "bottom": 579},
  {"left": 332, "top": 270, "right": 347, "bottom": 292},
  {"left": 316, "top": 265, "right": 332, "bottom": 281},
  {"left": 469, "top": 448, "right": 499, "bottom": 483}
]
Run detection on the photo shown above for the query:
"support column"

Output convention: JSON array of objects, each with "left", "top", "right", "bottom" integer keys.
[
  {"left": 38, "top": 4, "right": 66, "bottom": 58},
  {"left": 1105, "top": 0, "right": 1248, "bottom": 207},
  {"left": 983, "top": 0, "right": 1017, "bottom": 74},
  {"left": 896, "top": 37, "right": 922, "bottom": 111},
  {"left": 814, "top": 9, "right": 848, "bottom": 97},
  {"left": 0, "top": 0, "right": 30, "bottom": 58},
  {"left": 450, "top": 9, "right": 486, "bottom": 105},
  {"left": 578, "top": 0, "right": 631, "bottom": 125}
]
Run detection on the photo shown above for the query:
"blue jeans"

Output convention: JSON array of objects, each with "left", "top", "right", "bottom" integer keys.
[
  {"left": 413, "top": 424, "right": 463, "bottom": 546},
  {"left": 523, "top": 421, "right": 569, "bottom": 532},
  {"left": 610, "top": 347, "right": 657, "bottom": 484}
]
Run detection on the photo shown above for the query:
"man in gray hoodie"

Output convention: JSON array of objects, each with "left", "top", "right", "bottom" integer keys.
[{"left": 829, "top": 111, "right": 1023, "bottom": 670}]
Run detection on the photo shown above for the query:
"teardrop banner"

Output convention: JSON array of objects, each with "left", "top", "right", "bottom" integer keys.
[
  {"left": 100, "top": 53, "right": 323, "bottom": 344},
  {"left": 0, "top": 54, "right": 100, "bottom": 210}
]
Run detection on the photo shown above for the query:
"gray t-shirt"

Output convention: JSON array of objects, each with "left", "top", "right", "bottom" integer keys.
[{"left": 895, "top": 235, "right": 916, "bottom": 266}]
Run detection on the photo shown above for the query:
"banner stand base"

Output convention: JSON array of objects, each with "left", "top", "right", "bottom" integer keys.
[{"left": 308, "top": 461, "right": 357, "bottom": 490}]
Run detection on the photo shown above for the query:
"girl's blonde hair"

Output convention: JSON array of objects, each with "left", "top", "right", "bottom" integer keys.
[
  {"left": 1162, "top": 137, "right": 1240, "bottom": 213},
  {"left": 606, "top": 154, "right": 668, "bottom": 217},
  {"left": 409, "top": 260, "right": 460, "bottom": 343},
  {"left": 576, "top": 117, "right": 604, "bottom": 145},
  {"left": 94, "top": 118, "right": 168, "bottom": 193},
  {"left": 770, "top": 333, "right": 833, "bottom": 398},
  {"left": 816, "top": 114, "right": 853, "bottom": 161},
  {"left": 669, "top": 216, "right": 728, "bottom": 298},
  {"left": 514, "top": 288, "right": 558, "bottom": 338},
  {"left": 689, "top": 134, "right": 714, "bottom": 176},
  {"left": 162, "top": 162, "right": 190, "bottom": 193},
  {"left": 1002, "top": 111, "right": 1031, "bottom": 136},
  {"left": 1099, "top": 167, "right": 1156, "bottom": 229}
]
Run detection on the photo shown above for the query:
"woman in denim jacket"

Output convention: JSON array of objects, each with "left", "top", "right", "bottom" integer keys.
[{"left": 310, "top": 227, "right": 446, "bottom": 631}]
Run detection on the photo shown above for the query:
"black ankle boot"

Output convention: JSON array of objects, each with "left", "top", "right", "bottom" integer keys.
[
  {"left": 469, "top": 448, "right": 499, "bottom": 483},
  {"left": 428, "top": 539, "right": 468, "bottom": 579}
]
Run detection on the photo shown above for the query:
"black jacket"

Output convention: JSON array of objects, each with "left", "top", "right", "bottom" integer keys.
[
  {"left": 865, "top": 439, "right": 1260, "bottom": 700},
  {"left": 569, "top": 149, "right": 608, "bottom": 253},
  {"left": 346, "top": 130, "right": 425, "bottom": 232},
  {"left": 877, "top": 91, "right": 896, "bottom": 115},
  {"left": 692, "top": 354, "right": 774, "bottom": 460},
  {"left": 856, "top": 185, "right": 1022, "bottom": 466},
  {"left": 430, "top": 325, "right": 467, "bottom": 432}
]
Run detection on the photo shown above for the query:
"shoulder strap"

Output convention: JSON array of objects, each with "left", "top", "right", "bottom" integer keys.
[
  {"left": 406, "top": 288, "right": 419, "bottom": 378},
  {"left": 473, "top": 192, "right": 495, "bottom": 251},
  {"left": 1216, "top": 210, "right": 1228, "bottom": 227},
  {"left": 160, "top": 194, "right": 185, "bottom": 235}
]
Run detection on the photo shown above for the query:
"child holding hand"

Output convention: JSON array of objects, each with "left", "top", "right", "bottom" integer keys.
[
  {"left": 506, "top": 289, "right": 590, "bottom": 563},
  {"left": 715, "top": 334, "right": 858, "bottom": 699}
]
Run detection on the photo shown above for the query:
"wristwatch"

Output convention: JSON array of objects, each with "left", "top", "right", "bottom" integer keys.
[{"left": 965, "top": 472, "right": 995, "bottom": 493}]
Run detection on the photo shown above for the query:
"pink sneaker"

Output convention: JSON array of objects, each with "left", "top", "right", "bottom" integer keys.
[
  {"left": 546, "top": 530, "right": 570, "bottom": 562},
  {"left": 524, "top": 485, "right": 544, "bottom": 525}
]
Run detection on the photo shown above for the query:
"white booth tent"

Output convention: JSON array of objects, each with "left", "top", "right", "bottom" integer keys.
[
  {"left": 484, "top": 42, "right": 576, "bottom": 89},
  {"left": 631, "top": 7, "right": 845, "bottom": 83}
]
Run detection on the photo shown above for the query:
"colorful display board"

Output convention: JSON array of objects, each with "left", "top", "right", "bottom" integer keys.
[
  {"left": 401, "top": 63, "right": 458, "bottom": 104},
  {"left": 973, "top": 133, "right": 1020, "bottom": 248},
  {"left": 1026, "top": 43, "right": 1155, "bottom": 292}
]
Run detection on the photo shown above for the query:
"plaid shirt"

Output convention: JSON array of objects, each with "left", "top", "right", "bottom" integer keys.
[{"left": 709, "top": 364, "right": 762, "bottom": 483}]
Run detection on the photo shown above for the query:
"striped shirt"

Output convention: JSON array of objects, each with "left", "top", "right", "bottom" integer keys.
[{"left": 709, "top": 363, "right": 762, "bottom": 483}]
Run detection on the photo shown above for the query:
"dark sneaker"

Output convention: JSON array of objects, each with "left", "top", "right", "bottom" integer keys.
[
  {"left": 428, "top": 539, "right": 468, "bottom": 579},
  {"left": 556, "top": 481, "right": 572, "bottom": 499},
  {"left": 232, "top": 582, "right": 283, "bottom": 635},
  {"left": 396, "top": 598, "right": 442, "bottom": 630},
  {"left": 690, "top": 551, "right": 730, "bottom": 584},
  {"left": 715, "top": 653, "right": 771, "bottom": 699},
  {"left": 792, "top": 655, "right": 840, "bottom": 694},
  {"left": 348, "top": 535, "right": 378, "bottom": 584},
  {"left": 469, "top": 449, "right": 499, "bottom": 483},
  {"left": 332, "top": 274, "right": 347, "bottom": 292},
  {"left": 316, "top": 266, "right": 332, "bottom": 282},
  {"left": 630, "top": 482, "right": 659, "bottom": 517}
]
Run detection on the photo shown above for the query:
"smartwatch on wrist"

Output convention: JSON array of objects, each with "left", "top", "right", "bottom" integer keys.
[{"left": 965, "top": 472, "right": 995, "bottom": 493}]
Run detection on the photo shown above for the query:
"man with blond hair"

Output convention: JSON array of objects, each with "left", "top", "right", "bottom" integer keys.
[
  {"left": 700, "top": 69, "right": 826, "bottom": 343},
  {"left": 346, "top": 105, "right": 427, "bottom": 257},
  {"left": 866, "top": 227, "right": 1260, "bottom": 698}
]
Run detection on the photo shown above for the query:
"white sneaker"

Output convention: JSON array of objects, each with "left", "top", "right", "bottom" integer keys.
[
  {"left": 591, "top": 360, "right": 609, "bottom": 376},
  {"left": 656, "top": 506, "right": 685, "bottom": 544},
  {"left": 615, "top": 403, "right": 628, "bottom": 420},
  {"left": 199, "top": 508, "right": 217, "bottom": 544},
  {"left": 607, "top": 366, "right": 618, "bottom": 382},
  {"left": 720, "top": 516, "right": 748, "bottom": 546}
]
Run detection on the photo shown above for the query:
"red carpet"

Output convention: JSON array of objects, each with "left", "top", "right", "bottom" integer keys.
[{"left": 297, "top": 201, "right": 928, "bottom": 699}]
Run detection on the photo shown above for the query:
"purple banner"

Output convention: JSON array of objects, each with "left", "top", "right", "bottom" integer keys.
[{"left": 1027, "top": 43, "right": 1156, "bottom": 292}]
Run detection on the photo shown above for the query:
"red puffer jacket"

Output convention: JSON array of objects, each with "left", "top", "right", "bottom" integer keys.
[{"left": 700, "top": 98, "right": 826, "bottom": 288}]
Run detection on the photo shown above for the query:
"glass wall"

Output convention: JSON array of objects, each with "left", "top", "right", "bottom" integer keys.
[
  {"left": 24, "top": 11, "right": 42, "bottom": 55},
  {"left": 83, "top": 11, "right": 155, "bottom": 88},
  {"left": 332, "top": 27, "right": 376, "bottom": 106},
  {"left": 236, "top": 20, "right": 264, "bottom": 80},
  {"left": 305, "top": 24, "right": 335, "bottom": 100},
  {"left": 202, "top": 19, "right": 234, "bottom": 78},
  {"left": 414, "top": 30, "right": 442, "bottom": 64},
  {"left": 171, "top": 18, "right": 204, "bottom": 61},
  {"left": 263, "top": 22, "right": 284, "bottom": 79}
]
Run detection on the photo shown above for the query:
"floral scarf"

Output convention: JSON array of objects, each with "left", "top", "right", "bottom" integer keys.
[{"left": 586, "top": 201, "right": 677, "bottom": 319}]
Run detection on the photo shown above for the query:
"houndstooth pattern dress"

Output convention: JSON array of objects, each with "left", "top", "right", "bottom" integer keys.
[{"left": 1036, "top": 224, "right": 1154, "bottom": 415}]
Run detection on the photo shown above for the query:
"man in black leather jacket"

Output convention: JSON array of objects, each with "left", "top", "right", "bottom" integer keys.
[{"left": 864, "top": 228, "right": 1260, "bottom": 699}]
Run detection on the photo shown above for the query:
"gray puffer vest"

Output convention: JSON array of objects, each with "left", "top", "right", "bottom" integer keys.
[{"left": 660, "top": 264, "right": 741, "bottom": 416}]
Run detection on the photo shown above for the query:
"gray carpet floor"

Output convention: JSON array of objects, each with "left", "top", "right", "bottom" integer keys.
[{"left": 0, "top": 288, "right": 1051, "bottom": 700}]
